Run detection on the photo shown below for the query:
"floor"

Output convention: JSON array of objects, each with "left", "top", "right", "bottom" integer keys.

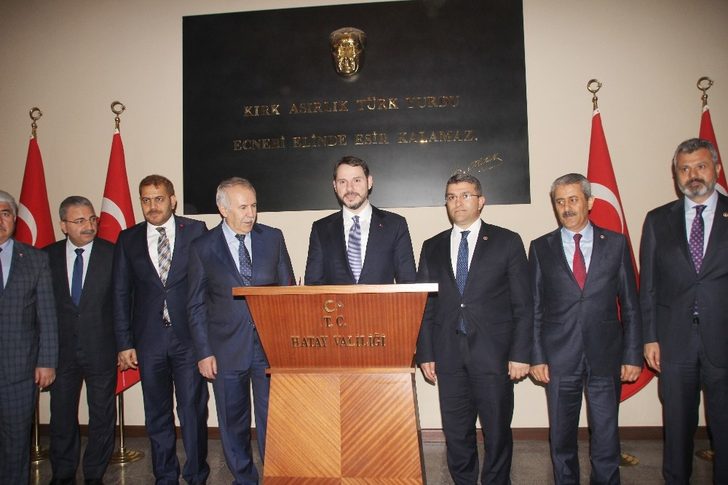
[{"left": 30, "top": 437, "right": 714, "bottom": 484}]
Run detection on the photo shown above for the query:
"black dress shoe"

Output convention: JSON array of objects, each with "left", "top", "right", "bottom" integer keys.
[
  {"left": 84, "top": 480, "right": 104, "bottom": 485},
  {"left": 49, "top": 479, "right": 75, "bottom": 485}
]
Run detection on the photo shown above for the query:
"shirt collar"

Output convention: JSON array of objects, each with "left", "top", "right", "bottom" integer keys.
[
  {"left": 684, "top": 190, "right": 718, "bottom": 213},
  {"left": 343, "top": 201, "right": 372, "bottom": 222},
  {"left": 561, "top": 221, "right": 593, "bottom": 242},
  {"left": 452, "top": 218, "right": 482, "bottom": 235},
  {"left": 66, "top": 238, "right": 94, "bottom": 252},
  {"left": 146, "top": 215, "right": 176, "bottom": 236}
]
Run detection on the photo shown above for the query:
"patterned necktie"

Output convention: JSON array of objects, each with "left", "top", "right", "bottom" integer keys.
[
  {"left": 456, "top": 230, "right": 470, "bottom": 294},
  {"left": 236, "top": 234, "right": 253, "bottom": 286},
  {"left": 572, "top": 233, "right": 587, "bottom": 290},
  {"left": 689, "top": 205, "right": 706, "bottom": 273},
  {"left": 71, "top": 248, "right": 84, "bottom": 306},
  {"left": 157, "top": 227, "right": 171, "bottom": 323},
  {"left": 348, "top": 215, "right": 362, "bottom": 283},
  {"left": 455, "top": 230, "right": 470, "bottom": 334}
]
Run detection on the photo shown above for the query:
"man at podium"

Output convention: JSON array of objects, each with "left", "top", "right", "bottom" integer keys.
[
  {"left": 416, "top": 173, "right": 532, "bottom": 485},
  {"left": 187, "top": 177, "right": 295, "bottom": 484},
  {"left": 304, "top": 155, "right": 416, "bottom": 284}
]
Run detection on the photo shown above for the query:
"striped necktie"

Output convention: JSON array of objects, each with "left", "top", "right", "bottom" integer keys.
[
  {"left": 157, "top": 227, "right": 171, "bottom": 323},
  {"left": 348, "top": 215, "right": 362, "bottom": 282}
]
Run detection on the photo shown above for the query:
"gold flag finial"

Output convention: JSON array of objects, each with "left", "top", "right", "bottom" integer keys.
[
  {"left": 587, "top": 79, "right": 602, "bottom": 110},
  {"left": 111, "top": 101, "right": 126, "bottom": 130},
  {"left": 697, "top": 76, "right": 713, "bottom": 108},
  {"left": 29, "top": 107, "right": 42, "bottom": 139}
]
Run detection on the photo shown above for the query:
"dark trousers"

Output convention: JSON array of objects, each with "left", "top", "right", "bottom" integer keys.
[
  {"left": 437, "top": 334, "right": 514, "bottom": 485},
  {"left": 49, "top": 345, "right": 117, "bottom": 481},
  {"left": 138, "top": 327, "right": 210, "bottom": 485},
  {"left": 660, "top": 323, "right": 728, "bottom": 485},
  {"left": 212, "top": 332, "right": 270, "bottom": 485},
  {"left": 546, "top": 357, "right": 621, "bottom": 485},
  {"left": 0, "top": 376, "right": 36, "bottom": 485}
]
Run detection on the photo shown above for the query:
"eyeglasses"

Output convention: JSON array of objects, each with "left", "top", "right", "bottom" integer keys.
[
  {"left": 63, "top": 216, "right": 99, "bottom": 225},
  {"left": 445, "top": 193, "right": 481, "bottom": 203}
]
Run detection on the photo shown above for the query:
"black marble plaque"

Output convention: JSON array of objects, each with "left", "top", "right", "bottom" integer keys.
[{"left": 183, "top": 0, "right": 529, "bottom": 213}]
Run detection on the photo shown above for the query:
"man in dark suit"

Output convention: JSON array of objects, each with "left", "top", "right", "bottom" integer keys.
[
  {"left": 0, "top": 189, "right": 58, "bottom": 485},
  {"left": 529, "top": 173, "right": 642, "bottom": 485},
  {"left": 304, "top": 155, "right": 416, "bottom": 284},
  {"left": 188, "top": 177, "right": 294, "bottom": 484},
  {"left": 416, "top": 173, "right": 532, "bottom": 485},
  {"left": 113, "top": 175, "right": 209, "bottom": 485},
  {"left": 46, "top": 196, "right": 117, "bottom": 485},
  {"left": 641, "top": 138, "right": 728, "bottom": 484}
]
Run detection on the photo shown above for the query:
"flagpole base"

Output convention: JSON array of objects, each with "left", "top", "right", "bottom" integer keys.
[
  {"left": 31, "top": 447, "right": 49, "bottom": 464},
  {"left": 696, "top": 449, "right": 715, "bottom": 462},
  {"left": 110, "top": 448, "right": 144, "bottom": 465},
  {"left": 619, "top": 452, "right": 639, "bottom": 467}
]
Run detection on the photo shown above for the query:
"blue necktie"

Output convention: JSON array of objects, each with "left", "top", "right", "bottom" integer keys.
[
  {"left": 71, "top": 248, "right": 84, "bottom": 306},
  {"left": 0, "top": 246, "right": 5, "bottom": 295},
  {"left": 348, "top": 215, "right": 362, "bottom": 283},
  {"left": 156, "top": 227, "right": 172, "bottom": 323},
  {"left": 236, "top": 234, "right": 253, "bottom": 286},
  {"left": 456, "top": 230, "right": 470, "bottom": 334}
]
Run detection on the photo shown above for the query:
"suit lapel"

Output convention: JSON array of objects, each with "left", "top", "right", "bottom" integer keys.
[
  {"left": 79, "top": 242, "right": 103, "bottom": 308},
  {"left": 546, "top": 228, "right": 579, "bottom": 288},
  {"left": 361, "top": 207, "right": 383, "bottom": 280},
  {"left": 214, "top": 223, "right": 245, "bottom": 285},
  {"left": 702, "top": 194, "right": 728, "bottom": 270},
  {"left": 331, "top": 211, "right": 354, "bottom": 281},
  {"left": 250, "top": 224, "right": 265, "bottom": 285},
  {"left": 667, "top": 199, "right": 691, "bottom": 267},
  {"left": 587, "top": 225, "right": 608, "bottom": 288},
  {"left": 4, "top": 241, "right": 29, "bottom": 292}
]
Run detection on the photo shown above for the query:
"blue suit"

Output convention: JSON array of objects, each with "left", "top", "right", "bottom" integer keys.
[
  {"left": 112, "top": 215, "right": 209, "bottom": 485},
  {"left": 0, "top": 240, "right": 58, "bottom": 485},
  {"left": 188, "top": 222, "right": 294, "bottom": 484},
  {"left": 304, "top": 205, "right": 416, "bottom": 284},
  {"left": 529, "top": 225, "right": 642, "bottom": 485}
]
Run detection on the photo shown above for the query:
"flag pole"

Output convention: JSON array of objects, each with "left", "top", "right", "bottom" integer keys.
[
  {"left": 587, "top": 78, "right": 601, "bottom": 110},
  {"left": 27, "top": 107, "right": 50, "bottom": 465},
  {"left": 695, "top": 75, "right": 716, "bottom": 464},
  {"left": 108, "top": 100, "right": 144, "bottom": 465}
]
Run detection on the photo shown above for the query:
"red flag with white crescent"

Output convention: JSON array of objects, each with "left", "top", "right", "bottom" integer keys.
[
  {"left": 699, "top": 105, "right": 726, "bottom": 194},
  {"left": 586, "top": 109, "right": 654, "bottom": 401},
  {"left": 98, "top": 129, "right": 141, "bottom": 394},
  {"left": 15, "top": 137, "right": 55, "bottom": 248}
]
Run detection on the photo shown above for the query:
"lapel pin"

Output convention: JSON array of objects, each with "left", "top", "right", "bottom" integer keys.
[
  {"left": 483, "top": 236, "right": 488, "bottom": 241},
  {"left": 600, "top": 234, "right": 605, "bottom": 239},
  {"left": 723, "top": 212, "right": 728, "bottom": 218},
  {"left": 378, "top": 223, "right": 383, "bottom": 228}
]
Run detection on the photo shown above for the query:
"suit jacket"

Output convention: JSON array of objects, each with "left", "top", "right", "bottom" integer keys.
[
  {"left": 529, "top": 225, "right": 642, "bottom": 377},
  {"left": 187, "top": 222, "right": 294, "bottom": 371},
  {"left": 113, "top": 216, "right": 207, "bottom": 353},
  {"left": 640, "top": 194, "right": 728, "bottom": 367},
  {"left": 304, "top": 205, "right": 416, "bottom": 284},
  {"left": 0, "top": 240, "right": 58, "bottom": 384},
  {"left": 416, "top": 221, "right": 532, "bottom": 373},
  {"left": 46, "top": 238, "right": 117, "bottom": 371}
]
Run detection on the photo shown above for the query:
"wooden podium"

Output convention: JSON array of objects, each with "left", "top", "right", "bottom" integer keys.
[{"left": 233, "top": 283, "right": 437, "bottom": 484}]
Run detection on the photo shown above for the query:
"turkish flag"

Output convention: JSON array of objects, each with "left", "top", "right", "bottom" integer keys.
[
  {"left": 699, "top": 105, "right": 726, "bottom": 194},
  {"left": 586, "top": 109, "right": 654, "bottom": 401},
  {"left": 15, "top": 137, "right": 55, "bottom": 248},
  {"left": 98, "top": 130, "right": 141, "bottom": 394}
]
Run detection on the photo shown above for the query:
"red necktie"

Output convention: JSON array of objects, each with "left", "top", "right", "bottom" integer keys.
[{"left": 573, "top": 233, "right": 587, "bottom": 289}]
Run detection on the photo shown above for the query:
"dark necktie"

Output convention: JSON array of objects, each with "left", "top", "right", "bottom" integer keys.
[
  {"left": 71, "top": 248, "right": 84, "bottom": 306},
  {"left": 347, "top": 215, "right": 362, "bottom": 283},
  {"left": 157, "top": 227, "right": 171, "bottom": 323},
  {"left": 573, "top": 233, "right": 587, "bottom": 290},
  {"left": 0, "top": 246, "right": 4, "bottom": 295},
  {"left": 236, "top": 234, "right": 253, "bottom": 286},
  {"left": 689, "top": 205, "right": 706, "bottom": 273},
  {"left": 456, "top": 230, "right": 470, "bottom": 334}
]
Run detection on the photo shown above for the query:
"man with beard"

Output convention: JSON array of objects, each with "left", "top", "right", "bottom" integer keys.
[
  {"left": 641, "top": 138, "right": 728, "bottom": 484},
  {"left": 46, "top": 196, "right": 116, "bottom": 484},
  {"left": 304, "top": 155, "right": 416, "bottom": 285},
  {"left": 113, "top": 175, "right": 209, "bottom": 484},
  {"left": 529, "top": 173, "right": 642, "bottom": 484}
]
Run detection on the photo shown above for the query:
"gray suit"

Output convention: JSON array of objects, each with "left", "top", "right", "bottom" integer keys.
[{"left": 0, "top": 239, "right": 58, "bottom": 485}]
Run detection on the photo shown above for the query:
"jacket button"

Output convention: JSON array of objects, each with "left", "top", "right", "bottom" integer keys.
[{"left": 460, "top": 303, "right": 466, "bottom": 308}]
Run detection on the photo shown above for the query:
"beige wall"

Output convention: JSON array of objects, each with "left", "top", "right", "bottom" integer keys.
[{"left": 1, "top": 0, "right": 727, "bottom": 430}]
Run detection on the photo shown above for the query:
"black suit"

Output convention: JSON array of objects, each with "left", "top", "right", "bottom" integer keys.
[
  {"left": 113, "top": 216, "right": 209, "bottom": 485},
  {"left": 416, "top": 221, "right": 532, "bottom": 484},
  {"left": 304, "top": 205, "right": 416, "bottom": 284},
  {"left": 640, "top": 193, "right": 728, "bottom": 484},
  {"left": 530, "top": 225, "right": 642, "bottom": 484},
  {"left": 46, "top": 238, "right": 117, "bottom": 482}
]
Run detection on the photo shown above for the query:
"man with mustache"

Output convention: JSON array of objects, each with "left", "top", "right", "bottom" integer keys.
[
  {"left": 641, "top": 138, "right": 728, "bottom": 484},
  {"left": 529, "top": 173, "right": 642, "bottom": 484},
  {"left": 45, "top": 196, "right": 116, "bottom": 484},
  {"left": 305, "top": 155, "right": 416, "bottom": 285},
  {"left": 0, "top": 190, "right": 57, "bottom": 485},
  {"left": 113, "top": 175, "right": 209, "bottom": 484}
]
